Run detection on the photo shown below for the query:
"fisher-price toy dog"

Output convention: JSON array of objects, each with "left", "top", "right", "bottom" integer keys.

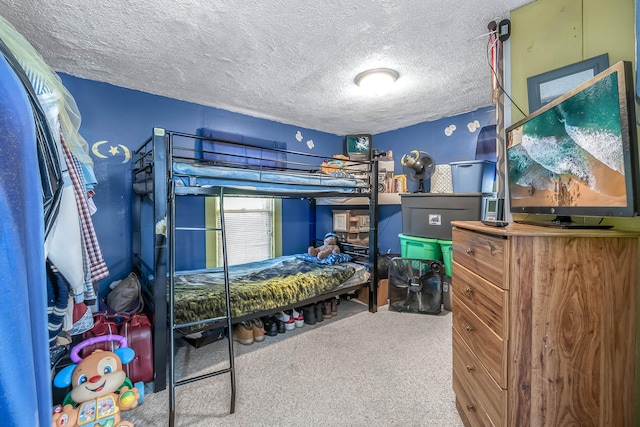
[{"left": 52, "top": 334, "right": 141, "bottom": 427}]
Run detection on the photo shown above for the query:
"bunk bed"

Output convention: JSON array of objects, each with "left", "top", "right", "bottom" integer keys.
[{"left": 132, "top": 128, "right": 379, "bottom": 417}]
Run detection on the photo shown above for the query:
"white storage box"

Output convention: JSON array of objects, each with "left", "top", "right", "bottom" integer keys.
[{"left": 430, "top": 164, "right": 453, "bottom": 193}]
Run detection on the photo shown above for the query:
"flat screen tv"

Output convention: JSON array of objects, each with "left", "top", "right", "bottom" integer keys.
[{"left": 505, "top": 61, "right": 639, "bottom": 228}]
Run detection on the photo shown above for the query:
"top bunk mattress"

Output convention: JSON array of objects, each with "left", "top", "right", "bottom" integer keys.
[
  {"left": 133, "top": 128, "right": 372, "bottom": 196},
  {"left": 170, "top": 161, "right": 367, "bottom": 193}
]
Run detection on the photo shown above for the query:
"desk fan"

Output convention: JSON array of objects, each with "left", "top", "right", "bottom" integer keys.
[
  {"left": 401, "top": 150, "right": 436, "bottom": 192},
  {"left": 388, "top": 258, "right": 443, "bottom": 314}
]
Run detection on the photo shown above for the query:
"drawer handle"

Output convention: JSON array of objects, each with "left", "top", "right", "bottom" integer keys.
[
  {"left": 465, "top": 325, "right": 473, "bottom": 332},
  {"left": 466, "top": 247, "right": 473, "bottom": 255},
  {"left": 465, "top": 287, "right": 472, "bottom": 294},
  {"left": 465, "top": 365, "right": 474, "bottom": 372},
  {"left": 466, "top": 404, "right": 475, "bottom": 411}
]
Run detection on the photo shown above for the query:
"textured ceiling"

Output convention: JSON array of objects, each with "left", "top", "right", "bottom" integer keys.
[{"left": 0, "top": 0, "right": 534, "bottom": 135}]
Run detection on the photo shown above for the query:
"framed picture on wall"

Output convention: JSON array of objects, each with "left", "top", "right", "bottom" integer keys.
[
  {"left": 345, "top": 134, "right": 372, "bottom": 160},
  {"left": 332, "top": 211, "right": 348, "bottom": 232},
  {"left": 526, "top": 53, "right": 609, "bottom": 112}
]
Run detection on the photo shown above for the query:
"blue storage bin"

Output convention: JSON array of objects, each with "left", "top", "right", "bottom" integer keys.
[{"left": 449, "top": 160, "right": 495, "bottom": 193}]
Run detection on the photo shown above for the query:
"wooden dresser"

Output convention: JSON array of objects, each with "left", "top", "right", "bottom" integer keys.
[{"left": 451, "top": 221, "right": 638, "bottom": 426}]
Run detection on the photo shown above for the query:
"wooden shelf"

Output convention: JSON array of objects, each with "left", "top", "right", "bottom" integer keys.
[{"left": 316, "top": 192, "right": 401, "bottom": 206}]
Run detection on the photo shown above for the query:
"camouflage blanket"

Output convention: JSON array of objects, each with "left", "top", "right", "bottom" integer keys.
[{"left": 172, "top": 255, "right": 356, "bottom": 332}]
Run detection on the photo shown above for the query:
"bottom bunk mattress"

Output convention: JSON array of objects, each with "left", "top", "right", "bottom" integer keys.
[{"left": 172, "top": 255, "right": 369, "bottom": 332}]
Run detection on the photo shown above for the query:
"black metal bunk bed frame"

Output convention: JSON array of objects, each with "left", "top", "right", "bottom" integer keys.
[{"left": 132, "top": 128, "right": 379, "bottom": 423}]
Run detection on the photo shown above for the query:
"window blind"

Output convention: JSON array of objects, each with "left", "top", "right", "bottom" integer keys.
[{"left": 216, "top": 198, "right": 273, "bottom": 266}]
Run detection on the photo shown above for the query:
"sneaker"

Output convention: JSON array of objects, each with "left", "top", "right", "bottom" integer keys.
[
  {"left": 331, "top": 297, "right": 338, "bottom": 317},
  {"left": 49, "top": 345, "right": 68, "bottom": 369},
  {"left": 252, "top": 318, "right": 265, "bottom": 342},
  {"left": 232, "top": 321, "right": 254, "bottom": 345},
  {"left": 261, "top": 316, "right": 278, "bottom": 337},
  {"left": 276, "top": 311, "right": 295, "bottom": 331},
  {"left": 314, "top": 302, "right": 324, "bottom": 323},
  {"left": 273, "top": 315, "right": 287, "bottom": 334},
  {"left": 291, "top": 308, "right": 304, "bottom": 328},
  {"left": 284, "top": 309, "right": 303, "bottom": 329},
  {"left": 322, "top": 300, "right": 333, "bottom": 320},
  {"left": 302, "top": 305, "right": 317, "bottom": 325}
]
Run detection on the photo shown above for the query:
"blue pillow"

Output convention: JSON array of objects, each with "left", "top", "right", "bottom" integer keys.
[{"left": 295, "top": 253, "right": 352, "bottom": 265}]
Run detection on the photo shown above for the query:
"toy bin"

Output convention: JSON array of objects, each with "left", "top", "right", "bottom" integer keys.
[
  {"left": 449, "top": 160, "right": 496, "bottom": 193},
  {"left": 399, "top": 234, "right": 442, "bottom": 261},
  {"left": 437, "top": 239, "right": 453, "bottom": 311},
  {"left": 437, "top": 240, "right": 453, "bottom": 276}
]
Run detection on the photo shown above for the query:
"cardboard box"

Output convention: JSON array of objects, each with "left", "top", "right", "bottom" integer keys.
[{"left": 357, "top": 279, "right": 389, "bottom": 307}]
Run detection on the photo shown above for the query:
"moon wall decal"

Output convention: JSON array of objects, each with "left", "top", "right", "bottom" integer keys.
[
  {"left": 118, "top": 144, "right": 131, "bottom": 163},
  {"left": 91, "top": 140, "right": 108, "bottom": 158}
]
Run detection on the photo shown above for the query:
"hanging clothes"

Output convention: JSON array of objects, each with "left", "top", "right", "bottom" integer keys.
[
  {"left": 0, "top": 46, "right": 52, "bottom": 427},
  {"left": 46, "top": 261, "right": 69, "bottom": 345},
  {"left": 61, "top": 135, "right": 109, "bottom": 283},
  {"left": 0, "top": 15, "right": 94, "bottom": 168},
  {"left": 0, "top": 16, "right": 109, "bottom": 300},
  {"left": 0, "top": 36, "right": 63, "bottom": 238}
]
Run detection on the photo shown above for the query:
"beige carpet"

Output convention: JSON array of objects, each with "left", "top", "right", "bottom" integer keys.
[{"left": 122, "top": 302, "right": 464, "bottom": 426}]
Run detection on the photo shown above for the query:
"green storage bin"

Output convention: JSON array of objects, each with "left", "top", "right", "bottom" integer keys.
[
  {"left": 399, "top": 233, "right": 442, "bottom": 261},
  {"left": 438, "top": 239, "right": 453, "bottom": 277}
]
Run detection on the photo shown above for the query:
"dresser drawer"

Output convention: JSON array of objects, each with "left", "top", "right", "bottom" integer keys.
[
  {"left": 453, "top": 371, "right": 495, "bottom": 427},
  {"left": 452, "top": 261, "right": 507, "bottom": 340},
  {"left": 452, "top": 228, "right": 506, "bottom": 289},
  {"left": 452, "top": 297, "right": 506, "bottom": 388},
  {"left": 453, "top": 329, "right": 506, "bottom": 426}
]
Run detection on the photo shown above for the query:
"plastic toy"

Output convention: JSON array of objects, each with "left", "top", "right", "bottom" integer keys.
[
  {"left": 52, "top": 334, "right": 143, "bottom": 427},
  {"left": 319, "top": 154, "right": 349, "bottom": 174}
]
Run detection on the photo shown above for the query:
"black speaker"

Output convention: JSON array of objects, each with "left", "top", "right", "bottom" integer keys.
[{"left": 378, "top": 173, "right": 386, "bottom": 192}]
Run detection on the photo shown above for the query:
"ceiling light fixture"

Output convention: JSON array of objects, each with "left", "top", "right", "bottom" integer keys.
[{"left": 355, "top": 68, "right": 399, "bottom": 95}]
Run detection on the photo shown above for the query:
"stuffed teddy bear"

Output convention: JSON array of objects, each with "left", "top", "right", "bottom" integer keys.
[{"left": 308, "top": 232, "right": 341, "bottom": 260}]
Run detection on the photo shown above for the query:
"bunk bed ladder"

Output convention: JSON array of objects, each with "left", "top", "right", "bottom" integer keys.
[{"left": 168, "top": 186, "right": 236, "bottom": 426}]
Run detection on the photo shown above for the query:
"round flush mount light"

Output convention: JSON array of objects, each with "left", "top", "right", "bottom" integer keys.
[{"left": 355, "top": 68, "right": 399, "bottom": 95}]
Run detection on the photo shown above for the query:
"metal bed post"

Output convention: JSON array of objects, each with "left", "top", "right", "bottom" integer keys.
[
  {"left": 368, "top": 160, "right": 379, "bottom": 313},
  {"left": 152, "top": 128, "right": 168, "bottom": 392},
  {"left": 168, "top": 177, "right": 177, "bottom": 426},
  {"left": 218, "top": 189, "right": 237, "bottom": 414},
  {"left": 309, "top": 198, "right": 316, "bottom": 245}
]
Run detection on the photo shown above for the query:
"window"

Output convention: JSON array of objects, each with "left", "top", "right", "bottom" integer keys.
[{"left": 206, "top": 197, "right": 280, "bottom": 267}]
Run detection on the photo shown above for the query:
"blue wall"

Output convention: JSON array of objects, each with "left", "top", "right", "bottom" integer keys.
[
  {"left": 60, "top": 73, "right": 495, "bottom": 292},
  {"left": 316, "top": 106, "right": 497, "bottom": 254},
  {"left": 60, "top": 74, "right": 344, "bottom": 291}
]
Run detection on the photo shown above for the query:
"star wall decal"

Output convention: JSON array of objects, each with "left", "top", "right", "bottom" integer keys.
[{"left": 91, "top": 140, "right": 131, "bottom": 163}]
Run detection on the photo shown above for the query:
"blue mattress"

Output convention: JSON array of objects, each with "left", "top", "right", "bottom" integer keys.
[
  {"left": 171, "top": 161, "right": 367, "bottom": 193},
  {"left": 133, "top": 129, "right": 371, "bottom": 195}
]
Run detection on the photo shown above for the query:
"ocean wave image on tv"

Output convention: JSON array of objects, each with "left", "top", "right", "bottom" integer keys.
[{"left": 508, "top": 72, "right": 627, "bottom": 208}]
